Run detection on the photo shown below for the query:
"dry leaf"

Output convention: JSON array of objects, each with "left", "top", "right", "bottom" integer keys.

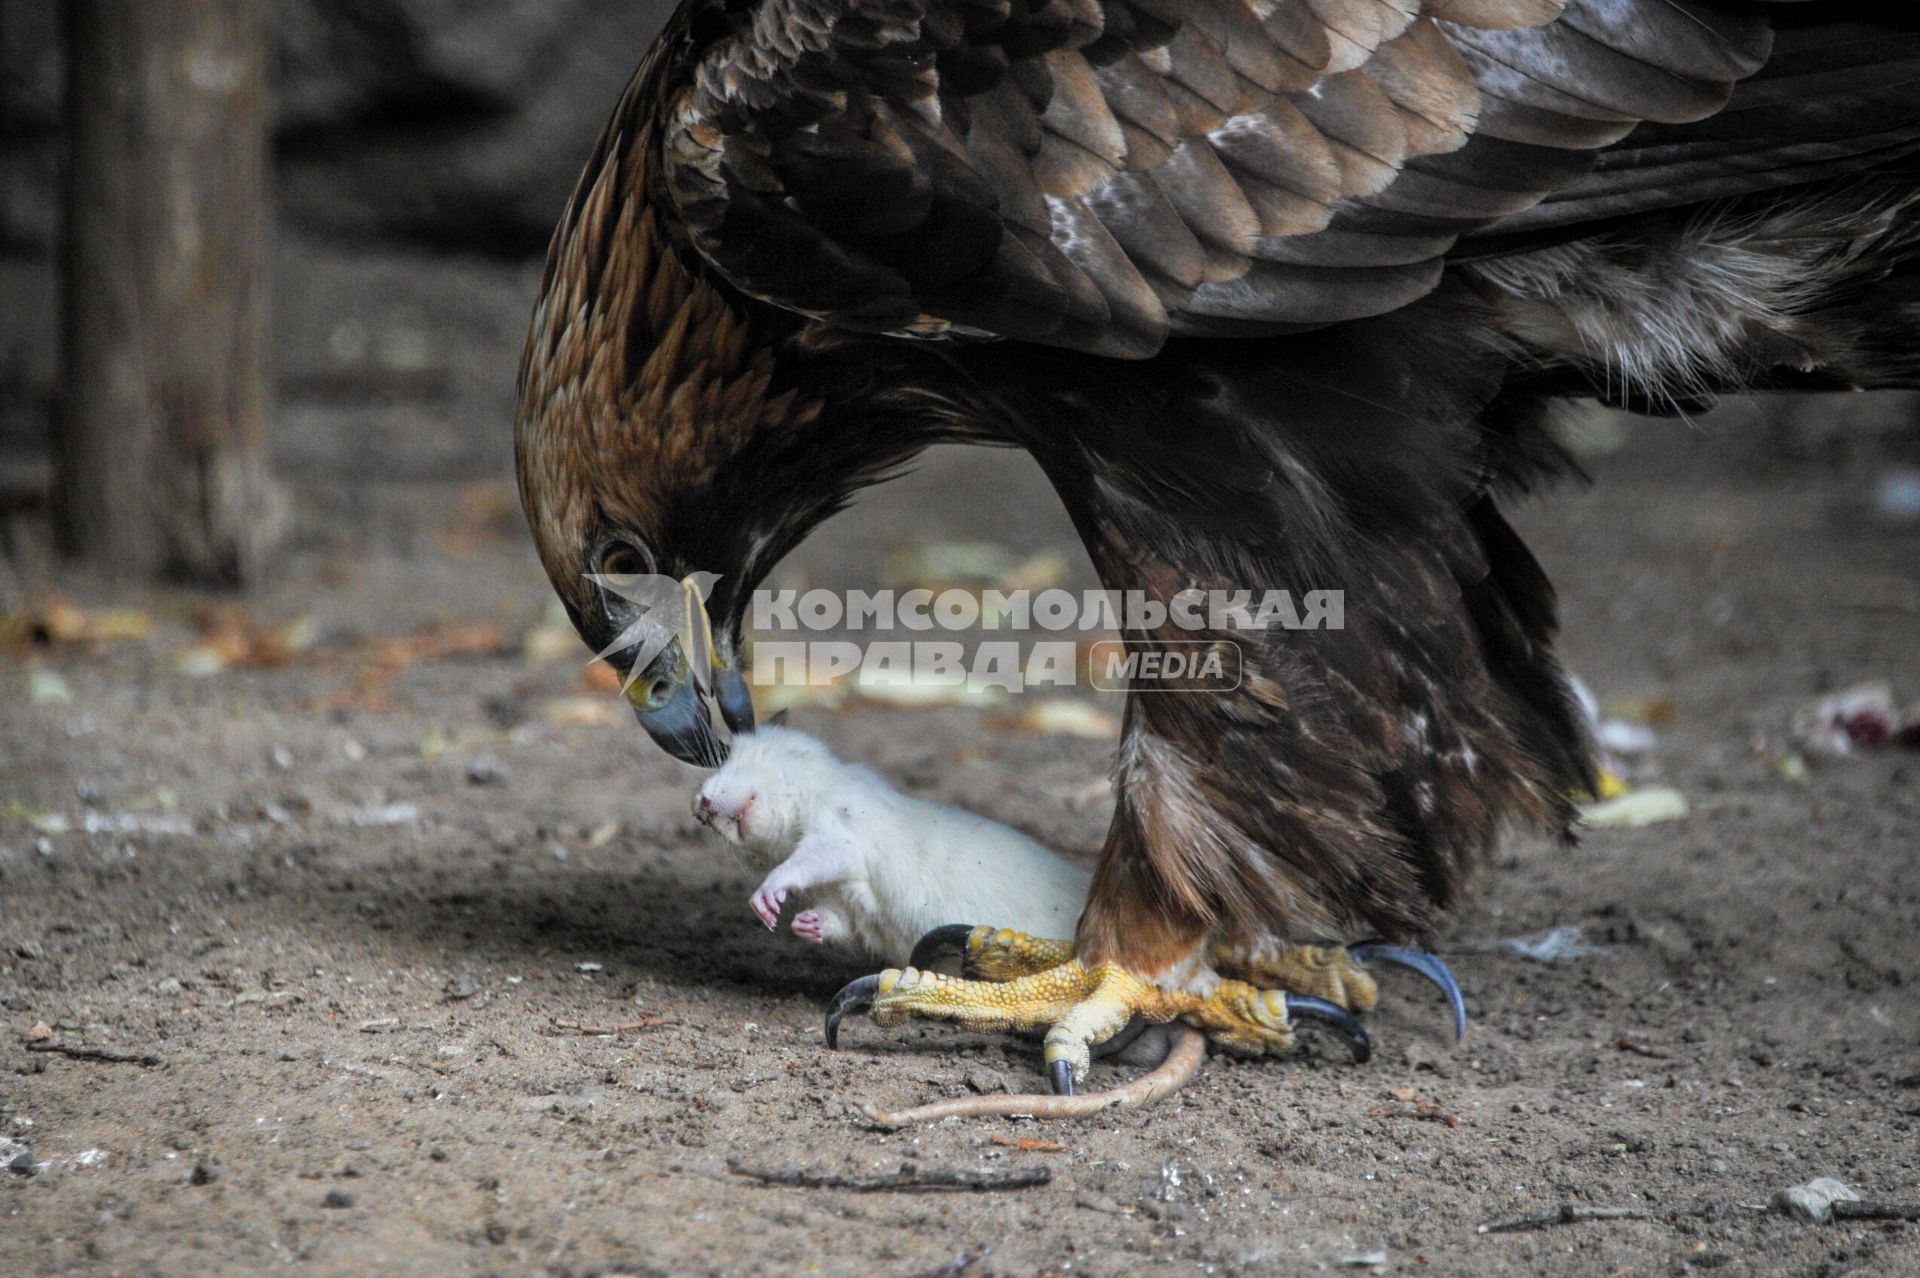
[
  {"left": 178, "top": 607, "right": 316, "bottom": 675},
  {"left": 989, "top": 1135, "right": 1066, "bottom": 1153},
  {"left": 358, "top": 621, "right": 502, "bottom": 668},
  {"left": 1011, "top": 698, "right": 1117, "bottom": 739},
  {"left": 1, "top": 595, "right": 154, "bottom": 647}
]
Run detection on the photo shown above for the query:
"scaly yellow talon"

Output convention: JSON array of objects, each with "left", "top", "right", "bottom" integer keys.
[
  {"left": 908, "top": 925, "right": 1076, "bottom": 980},
  {"left": 1182, "top": 978, "right": 1298, "bottom": 1055},
  {"left": 866, "top": 962, "right": 1100, "bottom": 1037},
  {"left": 1042, "top": 966, "right": 1180, "bottom": 1086},
  {"left": 827, "top": 928, "right": 1380, "bottom": 1096},
  {"left": 967, "top": 928, "right": 1077, "bottom": 981},
  {"left": 1210, "top": 942, "right": 1380, "bottom": 1013},
  {"left": 829, "top": 928, "right": 1466, "bottom": 1097}
]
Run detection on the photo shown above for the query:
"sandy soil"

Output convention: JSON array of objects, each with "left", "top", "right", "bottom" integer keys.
[{"left": 4, "top": 407, "right": 1919, "bottom": 1277}]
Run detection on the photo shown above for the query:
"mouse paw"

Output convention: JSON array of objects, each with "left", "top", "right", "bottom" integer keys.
[
  {"left": 750, "top": 885, "right": 788, "bottom": 930},
  {"left": 791, "top": 910, "right": 827, "bottom": 944}
]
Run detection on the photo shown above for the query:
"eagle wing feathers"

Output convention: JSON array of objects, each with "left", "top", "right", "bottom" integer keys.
[{"left": 661, "top": 0, "right": 1782, "bottom": 356}]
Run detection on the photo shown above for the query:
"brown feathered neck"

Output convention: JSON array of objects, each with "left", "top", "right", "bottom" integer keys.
[{"left": 515, "top": 43, "right": 827, "bottom": 634}]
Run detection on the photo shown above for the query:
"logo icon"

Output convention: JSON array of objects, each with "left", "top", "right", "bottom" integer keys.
[{"left": 586, "top": 571, "right": 721, "bottom": 697}]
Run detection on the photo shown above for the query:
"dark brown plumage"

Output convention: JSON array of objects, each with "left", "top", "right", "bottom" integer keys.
[{"left": 518, "top": 1, "right": 1920, "bottom": 988}]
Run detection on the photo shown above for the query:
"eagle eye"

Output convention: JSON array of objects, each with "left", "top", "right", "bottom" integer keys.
[{"left": 598, "top": 541, "right": 649, "bottom": 580}]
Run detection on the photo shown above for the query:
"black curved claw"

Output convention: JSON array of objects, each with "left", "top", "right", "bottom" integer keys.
[
  {"left": 1349, "top": 942, "right": 1468, "bottom": 1042},
  {"left": 1047, "top": 1059, "right": 1075, "bottom": 1097},
  {"left": 1286, "top": 994, "right": 1372, "bottom": 1064},
  {"left": 825, "top": 975, "right": 882, "bottom": 1050},
  {"left": 908, "top": 924, "right": 977, "bottom": 974}
]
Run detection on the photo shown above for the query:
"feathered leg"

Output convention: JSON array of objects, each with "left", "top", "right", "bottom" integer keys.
[{"left": 826, "top": 318, "right": 1581, "bottom": 1093}]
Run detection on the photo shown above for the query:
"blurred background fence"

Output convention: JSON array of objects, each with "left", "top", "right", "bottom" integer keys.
[{"left": 2, "top": 0, "right": 678, "bottom": 590}]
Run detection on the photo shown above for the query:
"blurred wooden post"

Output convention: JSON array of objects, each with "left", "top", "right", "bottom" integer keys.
[{"left": 58, "top": 0, "right": 281, "bottom": 586}]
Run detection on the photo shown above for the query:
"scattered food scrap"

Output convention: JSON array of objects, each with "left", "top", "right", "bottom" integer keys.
[
  {"left": 1568, "top": 675, "right": 1677, "bottom": 807},
  {"left": 1499, "top": 926, "right": 1607, "bottom": 964},
  {"left": 881, "top": 541, "right": 1068, "bottom": 595},
  {"left": 1006, "top": 697, "right": 1117, "bottom": 739},
  {"left": 1578, "top": 786, "right": 1689, "bottom": 828},
  {"left": 1789, "top": 681, "right": 1920, "bottom": 757},
  {"left": 25, "top": 667, "right": 72, "bottom": 705}
]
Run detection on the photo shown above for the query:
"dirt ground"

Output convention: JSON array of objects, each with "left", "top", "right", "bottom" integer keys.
[{"left": 4, "top": 402, "right": 1919, "bottom": 1277}]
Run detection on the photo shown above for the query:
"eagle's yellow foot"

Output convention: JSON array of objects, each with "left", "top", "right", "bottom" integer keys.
[
  {"left": 1211, "top": 942, "right": 1378, "bottom": 1009},
  {"left": 826, "top": 956, "right": 1373, "bottom": 1094},
  {"left": 1212, "top": 940, "right": 1467, "bottom": 1040},
  {"left": 910, "top": 928, "right": 1466, "bottom": 1039},
  {"left": 907, "top": 924, "right": 1074, "bottom": 981}
]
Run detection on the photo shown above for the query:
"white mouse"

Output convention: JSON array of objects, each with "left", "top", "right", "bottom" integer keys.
[{"left": 693, "top": 724, "right": 1090, "bottom": 964}]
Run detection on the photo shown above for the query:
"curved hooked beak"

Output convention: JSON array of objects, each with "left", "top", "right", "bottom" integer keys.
[{"left": 625, "top": 657, "right": 755, "bottom": 768}]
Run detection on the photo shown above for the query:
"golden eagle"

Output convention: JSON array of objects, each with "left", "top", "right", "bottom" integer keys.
[{"left": 516, "top": 0, "right": 1920, "bottom": 1091}]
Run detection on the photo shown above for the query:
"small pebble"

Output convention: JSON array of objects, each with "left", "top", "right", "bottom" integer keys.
[
  {"left": 1770, "top": 1177, "right": 1859, "bottom": 1223},
  {"left": 964, "top": 1070, "right": 1009, "bottom": 1095}
]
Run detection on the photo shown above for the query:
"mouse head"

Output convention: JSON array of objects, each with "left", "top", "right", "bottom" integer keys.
[{"left": 692, "top": 724, "right": 839, "bottom": 849}]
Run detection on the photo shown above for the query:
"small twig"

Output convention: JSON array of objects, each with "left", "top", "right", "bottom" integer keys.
[
  {"left": 556, "top": 1016, "right": 679, "bottom": 1037},
  {"left": 727, "top": 1159, "right": 1049, "bottom": 1193},
  {"left": 1479, "top": 1205, "right": 1651, "bottom": 1234},
  {"left": 859, "top": 1024, "right": 1206, "bottom": 1129},
  {"left": 1832, "top": 1201, "right": 1920, "bottom": 1222},
  {"left": 1478, "top": 1203, "right": 1724, "bottom": 1234},
  {"left": 27, "top": 1041, "right": 160, "bottom": 1067}
]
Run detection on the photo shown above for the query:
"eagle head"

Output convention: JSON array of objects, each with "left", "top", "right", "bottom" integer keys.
[{"left": 513, "top": 137, "right": 829, "bottom": 768}]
